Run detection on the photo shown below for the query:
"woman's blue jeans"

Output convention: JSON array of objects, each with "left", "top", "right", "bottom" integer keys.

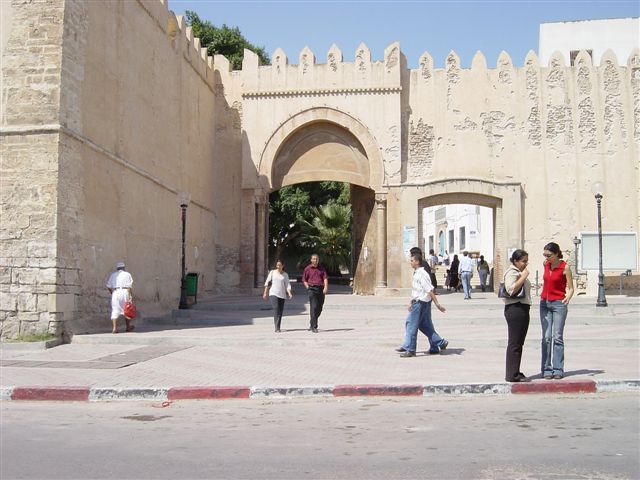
[{"left": 540, "top": 300, "right": 568, "bottom": 375}]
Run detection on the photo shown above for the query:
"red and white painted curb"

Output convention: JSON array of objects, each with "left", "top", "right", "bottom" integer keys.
[{"left": 1, "top": 379, "right": 637, "bottom": 402}]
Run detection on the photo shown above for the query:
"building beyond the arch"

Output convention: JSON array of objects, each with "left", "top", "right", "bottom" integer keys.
[{"left": 1, "top": 0, "right": 638, "bottom": 339}]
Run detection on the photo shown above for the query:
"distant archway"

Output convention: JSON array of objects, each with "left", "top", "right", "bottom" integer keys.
[{"left": 416, "top": 179, "right": 524, "bottom": 291}]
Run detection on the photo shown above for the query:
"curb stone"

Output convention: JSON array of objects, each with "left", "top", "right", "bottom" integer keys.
[
  {"left": 512, "top": 379, "right": 596, "bottom": 394},
  {"left": 0, "top": 338, "right": 63, "bottom": 351},
  {"left": 89, "top": 388, "right": 169, "bottom": 402},
  {"left": 250, "top": 386, "right": 335, "bottom": 398},
  {"left": 11, "top": 386, "right": 89, "bottom": 401},
  {"left": 168, "top": 386, "right": 250, "bottom": 400},
  {"left": 593, "top": 379, "right": 640, "bottom": 392},
  {"left": 1, "top": 380, "right": 638, "bottom": 402},
  {"left": 1, "top": 386, "right": 14, "bottom": 401},
  {"left": 423, "top": 383, "right": 512, "bottom": 395}
]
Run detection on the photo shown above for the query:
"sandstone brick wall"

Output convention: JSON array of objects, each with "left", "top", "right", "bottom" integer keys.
[
  {"left": 1, "top": 0, "right": 242, "bottom": 338},
  {"left": 1, "top": 0, "right": 66, "bottom": 338}
]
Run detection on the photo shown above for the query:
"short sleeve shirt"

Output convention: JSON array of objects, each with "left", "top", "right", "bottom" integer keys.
[
  {"left": 302, "top": 264, "right": 328, "bottom": 286},
  {"left": 411, "top": 267, "right": 434, "bottom": 302},
  {"left": 106, "top": 270, "right": 133, "bottom": 289}
]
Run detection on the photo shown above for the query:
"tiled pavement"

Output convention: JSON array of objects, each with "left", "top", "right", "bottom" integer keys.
[{"left": 1, "top": 285, "right": 638, "bottom": 400}]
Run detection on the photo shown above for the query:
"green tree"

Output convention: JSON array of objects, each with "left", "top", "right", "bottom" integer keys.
[
  {"left": 268, "top": 182, "right": 350, "bottom": 269},
  {"left": 299, "top": 203, "right": 352, "bottom": 276},
  {"left": 185, "top": 10, "right": 270, "bottom": 69}
]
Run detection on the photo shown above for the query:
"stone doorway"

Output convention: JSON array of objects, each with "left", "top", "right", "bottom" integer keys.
[
  {"left": 257, "top": 115, "right": 386, "bottom": 294},
  {"left": 414, "top": 180, "right": 524, "bottom": 292}
]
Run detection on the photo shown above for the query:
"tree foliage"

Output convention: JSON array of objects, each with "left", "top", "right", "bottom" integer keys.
[
  {"left": 299, "top": 203, "right": 352, "bottom": 276},
  {"left": 268, "top": 182, "right": 351, "bottom": 274},
  {"left": 185, "top": 11, "right": 270, "bottom": 69}
]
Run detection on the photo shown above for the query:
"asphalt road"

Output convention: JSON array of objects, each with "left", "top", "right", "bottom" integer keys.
[{"left": 1, "top": 393, "right": 638, "bottom": 480}]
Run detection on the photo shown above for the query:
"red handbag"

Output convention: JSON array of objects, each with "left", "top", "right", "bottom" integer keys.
[{"left": 124, "top": 301, "right": 137, "bottom": 319}]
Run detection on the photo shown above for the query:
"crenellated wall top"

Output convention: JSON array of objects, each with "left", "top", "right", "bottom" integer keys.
[
  {"left": 232, "top": 43, "right": 638, "bottom": 97},
  {"left": 240, "top": 42, "right": 405, "bottom": 97},
  {"left": 137, "top": 0, "right": 216, "bottom": 87}
]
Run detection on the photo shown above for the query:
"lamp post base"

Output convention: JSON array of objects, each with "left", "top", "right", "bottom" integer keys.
[
  {"left": 596, "top": 275, "right": 608, "bottom": 307},
  {"left": 179, "top": 282, "right": 189, "bottom": 310}
]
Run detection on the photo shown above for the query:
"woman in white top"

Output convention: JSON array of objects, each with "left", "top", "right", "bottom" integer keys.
[
  {"left": 263, "top": 259, "right": 293, "bottom": 332},
  {"left": 502, "top": 249, "right": 532, "bottom": 382}
]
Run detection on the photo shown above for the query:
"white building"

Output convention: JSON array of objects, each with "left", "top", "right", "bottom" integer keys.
[
  {"left": 423, "top": 205, "right": 494, "bottom": 264},
  {"left": 539, "top": 17, "right": 639, "bottom": 66}
]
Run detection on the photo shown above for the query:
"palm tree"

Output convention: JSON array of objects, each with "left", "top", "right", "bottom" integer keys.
[{"left": 299, "top": 203, "right": 352, "bottom": 276}]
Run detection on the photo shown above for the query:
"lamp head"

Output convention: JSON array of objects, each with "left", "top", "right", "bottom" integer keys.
[
  {"left": 591, "top": 181, "right": 605, "bottom": 198},
  {"left": 178, "top": 191, "right": 191, "bottom": 207}
]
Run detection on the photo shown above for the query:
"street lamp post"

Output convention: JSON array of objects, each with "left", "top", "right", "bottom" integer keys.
[
  {"left": 572, "top": 236, "right": 581, "bottom": 276},
  {"left": 178, "top": 191, "right": 191, "bottom": 310},
  {"left": 591, "top": 182, "right": 607, "bottom": 307}
]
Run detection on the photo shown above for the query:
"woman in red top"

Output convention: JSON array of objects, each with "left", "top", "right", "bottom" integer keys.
[{"left": 540, "top": 242, "right": 574, "bottom": 379}]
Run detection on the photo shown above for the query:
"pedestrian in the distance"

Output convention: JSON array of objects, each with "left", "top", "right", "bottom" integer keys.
[
  {"left": 477, "top": 255, "right": 490, "bottom": 292},
  {"left": 263, "top": 259, "right": 293, "bottom": 333},
  {"left": 302, "top": 253, "right": 328, "bottom": 333},
  {"left": 502, "top": 249, "right": 532, "bottom": 382},
  {"left": 396, "top": 252, "right": 448, "bottom": 357},
  {"left": 106, "top": 261, "right": 134, "bottom": 334},
  {"left": 540, "top": 242, "right": 574, "bottom": 380},
  {"left": 459, "top": 251, "right": 474, "bottom": 299},
  {"left": 428, "top": 248, "right": 439, "bottom": 289},
  {"left": 449, "top": 254, "right": 460, "bottom": 292}
]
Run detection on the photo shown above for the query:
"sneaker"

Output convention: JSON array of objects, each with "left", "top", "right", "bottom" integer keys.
[
  {"left": 395, "top": 347, "right": 406, "bottom": 352},
  {"left": 552, "top": 374, "right": 563, "bottom": 380},
  {"left": 428, "top": 350, "right": 440, "bottom": 355},
  {"left": 400, "top": 351, "right": 416, "bottom": 357},
  {"left": 439, "top": 340, "right": 449, "bottom": 350},
  {"left": 543, "top": 374, "right": 553, "bottom": 380},
  {"left": 311, "top": 328, "right": 318, "bottom": 333}
]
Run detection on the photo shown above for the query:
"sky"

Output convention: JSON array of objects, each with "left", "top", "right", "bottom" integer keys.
[{"left": 168, "top": 0, "right": 639, "bottom": 68}]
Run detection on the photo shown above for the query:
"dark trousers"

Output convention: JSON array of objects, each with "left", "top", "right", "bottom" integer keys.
[
  {"left": 504, "top": 302, "right": 530, "bottom": 381},
  {"left": 269, "top": 296, "right": 285, "bottom": 330},
  {"left": 308, "top": 286, "right": 325, "bottom": 329}
]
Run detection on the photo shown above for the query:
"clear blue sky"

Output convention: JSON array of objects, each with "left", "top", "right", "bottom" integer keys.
[{"left": 169, "top": 1, "right": 639, "bottom": 68}]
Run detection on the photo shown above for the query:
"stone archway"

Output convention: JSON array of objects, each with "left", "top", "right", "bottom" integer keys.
[
  {"left": 254, "top": 108, "right": 387, "bottom": 294},
  {"left": 258, "top": 107, "right": 385, "bottom": 191},
  {"left": 414, "top": 179, "right": 524, "bottom": 291}
]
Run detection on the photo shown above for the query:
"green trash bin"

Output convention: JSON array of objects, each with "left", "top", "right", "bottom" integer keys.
[{"left": 185, "top": 272, "right": 199, "bottom": 304}]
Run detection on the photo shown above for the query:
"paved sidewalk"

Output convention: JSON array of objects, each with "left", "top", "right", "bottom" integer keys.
[{"left": 1, "top": 285, "right": 638, "bottom": 401}]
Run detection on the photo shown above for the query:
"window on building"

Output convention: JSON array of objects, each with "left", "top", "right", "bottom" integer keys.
[
  {"left": 428, "top": 235, "right": 434, "bottom": 252},
  {"left": 449, "top": 229, "right": 454, "bottom": 252},
  {"left": 570, "top": 49, "right": 593, "bottom": 66},
  {"left": 459, "top": 227, "right": 466, "bottom": 251}
]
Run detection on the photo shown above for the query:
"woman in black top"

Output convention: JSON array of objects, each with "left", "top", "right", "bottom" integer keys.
[{"left": 449, "top": 254, "right": 460, "bottom": 292}]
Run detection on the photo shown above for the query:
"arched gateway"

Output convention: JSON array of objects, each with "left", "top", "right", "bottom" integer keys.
[{"left": 244, "top": 107, "right": 389, "bottom": 293}]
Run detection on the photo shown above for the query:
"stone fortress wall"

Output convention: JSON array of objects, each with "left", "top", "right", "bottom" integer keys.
[
  {"left": 236, "top": 39, "right": 639, "bottom": 291},
  {"left": 1, "top": 0, "right": 638, "bottom": 339},
  {"left": 0, "top": 0, "right": 242, "bottom": 339}
]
